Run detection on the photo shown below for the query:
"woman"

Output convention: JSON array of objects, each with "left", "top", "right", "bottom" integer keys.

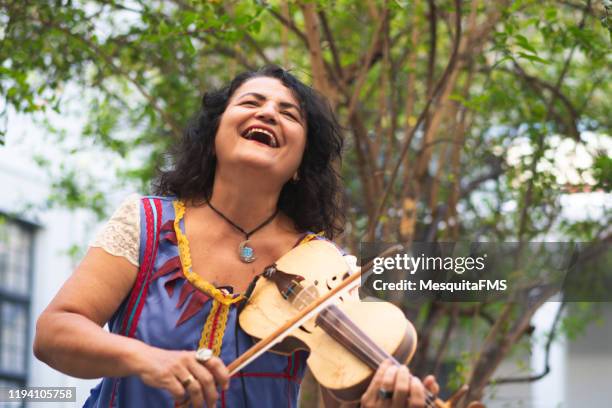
[{"left": 34, "top": 66, "right": 439, "bottom": 408}]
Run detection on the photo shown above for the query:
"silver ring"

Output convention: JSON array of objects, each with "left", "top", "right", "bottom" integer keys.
[
  {"left": 195, "top": 348, "right": 213, "bottom": 364},
  {"left": 378, "top": 387, "right": 393, "bottom": 400}
]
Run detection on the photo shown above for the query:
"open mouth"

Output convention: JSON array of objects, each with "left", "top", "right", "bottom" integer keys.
[{"left": 241, "top": 126, "right": 279, "bottom": 148}]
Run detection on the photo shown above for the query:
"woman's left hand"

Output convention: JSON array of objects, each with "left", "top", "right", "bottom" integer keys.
[{"left": 360, "top": 360, "right": 439, "bottom": 408}]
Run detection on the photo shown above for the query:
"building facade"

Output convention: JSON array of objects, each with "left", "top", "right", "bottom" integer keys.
[{"left": 1, "top": 146, "right": 99, "bottom": 407}]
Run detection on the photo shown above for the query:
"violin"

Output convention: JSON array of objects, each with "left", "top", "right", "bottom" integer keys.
[{"left": 229, "top": 240, "right": 481, "bottom": 407}]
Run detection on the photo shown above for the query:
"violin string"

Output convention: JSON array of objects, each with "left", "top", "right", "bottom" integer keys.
[
  {"left": 290, "top": 290, "right": 390, "bottom": 366},
  {"left": 291, "top": 290, "right": 392, "bottom": 367},
  {"left": 318, "top": 304, "right": 437, "bottom": 407},
  {"left": 318, "top": 306, "right": 388, "bottom": 370},
  {"left": 304, "top": 300, "right": 437, "bottom": 407},
  {"left": 289, "top": 289, "right": 437, "bottom": 407}
]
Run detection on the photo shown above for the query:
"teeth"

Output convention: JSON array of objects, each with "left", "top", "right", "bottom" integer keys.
[{"left": 245, "top": 127, "right": 277, "bottom": 147}]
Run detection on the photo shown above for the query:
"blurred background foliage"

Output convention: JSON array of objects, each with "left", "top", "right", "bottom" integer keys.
[{"left": 1, "top": 0, "right": 610, "bottom": 406}]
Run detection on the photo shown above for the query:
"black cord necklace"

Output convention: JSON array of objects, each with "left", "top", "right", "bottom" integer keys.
[{"left": 207, "top": 200, "right": 279, "bottom": 263}]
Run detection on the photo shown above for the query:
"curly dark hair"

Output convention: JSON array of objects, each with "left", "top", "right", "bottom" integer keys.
[{"left": 153, "top": 65, "right": 345, "bottom": 238}]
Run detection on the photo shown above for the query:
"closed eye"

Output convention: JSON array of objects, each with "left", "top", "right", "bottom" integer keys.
[
  {"left": 240, "top": 100, "right": 259, "bottom": 107},
  {"left": 282, "top": 111, "right": 298, "bottom": 120}
]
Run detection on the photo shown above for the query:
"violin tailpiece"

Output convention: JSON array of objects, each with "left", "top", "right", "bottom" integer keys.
[{"left": 262, "top": 265, "right": 306, "bottom": 300}]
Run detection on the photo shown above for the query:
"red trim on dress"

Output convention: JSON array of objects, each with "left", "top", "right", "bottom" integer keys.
[
  {"left": 111, "top": 198, "right": 162, "bottom": 407},
  {"left": 119, "top": 199, "right": 154, "bottom": 335},
  {"left": 207, "top": 302, "right": 223, "bottom": 349},
  {"left": 128, "top": 198, "right": 162, "bottom": 338},
  {"left": 231, "top": 372, "right": 302, "bottom": 383}
]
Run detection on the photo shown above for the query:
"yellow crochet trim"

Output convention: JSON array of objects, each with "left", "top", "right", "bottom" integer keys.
[
  {"left": 173, "top": 200, "right": 244, "bottom": 306},
  {"left": 174, "top": 200, "right": 321, "bottom": 357},
  {"left": 298, "top": 231, "right": 325, "bottom": 245},
  {"left": 199, "top": 300, "right": 230, "bottom": 356}
]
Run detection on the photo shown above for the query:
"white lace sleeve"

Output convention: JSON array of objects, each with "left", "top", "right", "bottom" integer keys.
[{"left": 91, "top": 194, "right": 141, "bottom": 267}]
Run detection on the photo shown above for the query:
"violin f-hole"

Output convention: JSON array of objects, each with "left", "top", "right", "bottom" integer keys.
[{"left": 298, "top": 325, "right": 312, "bottom": 334}]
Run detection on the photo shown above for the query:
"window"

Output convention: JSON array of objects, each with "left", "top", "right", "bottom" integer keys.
[{"left": 0, "top": 217, "right": 33, "bottom": 394}]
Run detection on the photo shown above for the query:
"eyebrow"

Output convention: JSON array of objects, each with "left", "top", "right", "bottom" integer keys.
[{"left": 237, "top": 92, "right": 303, "bottom": 120}]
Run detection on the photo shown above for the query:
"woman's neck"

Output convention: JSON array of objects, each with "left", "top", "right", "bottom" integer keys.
[{"left": 206, "top": 173, "right": 283, "bottom": 232}]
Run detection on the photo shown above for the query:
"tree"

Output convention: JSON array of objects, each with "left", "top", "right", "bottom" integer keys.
[{"left": 1, "top": 0, "right": 610, "bottom": 405}]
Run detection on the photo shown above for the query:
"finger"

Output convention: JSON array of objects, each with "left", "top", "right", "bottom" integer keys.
[
  {"left": 188, "top": 362, "right": 218, "bottom": 408},
  {"left": 380, "top": 364, "right": 398, "bottom": 406},
  {"left": 408, "top": 377, "right": 425, "bottom": 408},
  {"left": 201, "top": 356, "right": 230, "bottom": 391},
  {"left": 178, "top": 369, "right": 204, "bottom": 408},
  {"left": 168, "top": 376, "right": 188, "bottom": 402},
  {"left": 423, "top": 375, "right": 439, "bottom": 396},
  {"left": 391, "top": 365, "right": 410, "bottom": 408},
  {"left": 361, "top": 359, "right": 393, "bottom": 407}
]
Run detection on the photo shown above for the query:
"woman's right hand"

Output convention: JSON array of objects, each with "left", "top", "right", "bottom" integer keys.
[{"left": 137, "top": 346, "right": 229, "bottom": 407}]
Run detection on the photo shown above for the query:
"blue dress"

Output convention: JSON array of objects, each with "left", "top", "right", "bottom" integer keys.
[{"left": 84, "top": 196, "right": 312, "bottom": 408}]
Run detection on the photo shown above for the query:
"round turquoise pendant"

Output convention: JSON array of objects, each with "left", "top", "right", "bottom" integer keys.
[{"left": 238, "top": 240, "right": 256, "bottom": 263}]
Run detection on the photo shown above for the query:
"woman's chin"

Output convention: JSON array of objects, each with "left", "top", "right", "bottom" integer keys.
[
  {"left": 238, "top": 154, "right": 279, "bottom": 169},
  {"left": 219, "top": 155, "right": 288, "bottom": 180},
  {"left": 232, "top": 148, "right": 286, "bottom": 167}
]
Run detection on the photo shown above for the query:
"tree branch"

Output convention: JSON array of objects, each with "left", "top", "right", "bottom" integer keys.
[
  {"left": 317, "top": 9, "right": 344, "bottom": 86},
  {"left": 459, "top": 156, "right": 506, "bottom": 199},
  {"left": 366, "top": 0, "right": 462, "bottom": 240},
  {"left": 463, "top": 284, "right": 561, "bottom": 403},
  {"left": 425, "top": 0, "right": 438, "bottom": 99},
  {"left": 412, "top": 302, "right": 444, "bottom": 375},
  {"left": 432, "top": 305, "right": 459, "bottom": 376},
  {"left": 265, "top": 2, "right": 309, "bottom": 46},
  {"left": 518, "top": 0, "right": 591, "bottom": 240},
  {"left": 345, "top": 7, "right": 389, "bottom": 119},
  {"left": 300, "top": 2, "right": 337, "bottom": 103},
  {"left": 243, "top": 34, "right": 272, "bottom": 65},
  {"left": 398, "top": 1, "right": 421, "bottom": 242},
  {"left": 348, "top": 114, "right": 379, "bottom": 219},
  {"left": 39, "top": 17, "right": 183, "bottom": 139},
  {"left": 209, "top": 44, "right": 257, "bottom": 70},
  {"left": 490, "top": 302, "right": 566, "bottom": 385},
  {"left": 506, "top": 63, "right": 581, "bottom": 139}
]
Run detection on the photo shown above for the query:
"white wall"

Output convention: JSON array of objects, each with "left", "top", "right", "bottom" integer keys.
[
  {"left": 564, "top": 305, "right": 612, "bottom": 406},
  {"left": 531, "top": 301, "right": 567, "bottom": 408}
]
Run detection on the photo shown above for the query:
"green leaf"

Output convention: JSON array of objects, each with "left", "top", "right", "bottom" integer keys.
[
  {"left": 592, "top": 154, "right": 612, "bottom": 192},
  {"left": 544, "top": 7, "right": 557, "bottom": 21},
  {"left": 182, "top": 11, "right": 198, "bottom": 27},
  {"left": 183, "top": 37, "right": 196, "bottom": 55},
  {"left": 515, "top": 34, "right": 538, "bottom": 54},
  {"left": 250, "top": 20, "right": 262, "bottom": 34},
  {"left": 517, "top": 51, "right": 550, "bottom": 64}
]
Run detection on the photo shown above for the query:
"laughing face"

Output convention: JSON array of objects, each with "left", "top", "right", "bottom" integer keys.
[{"left": 214, "top": 76, "right": 307, "bottom": 184}]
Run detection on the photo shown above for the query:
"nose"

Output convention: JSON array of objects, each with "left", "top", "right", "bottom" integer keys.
[{"left": 254, "top": 101, "right": 278, "bottom": 125}]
